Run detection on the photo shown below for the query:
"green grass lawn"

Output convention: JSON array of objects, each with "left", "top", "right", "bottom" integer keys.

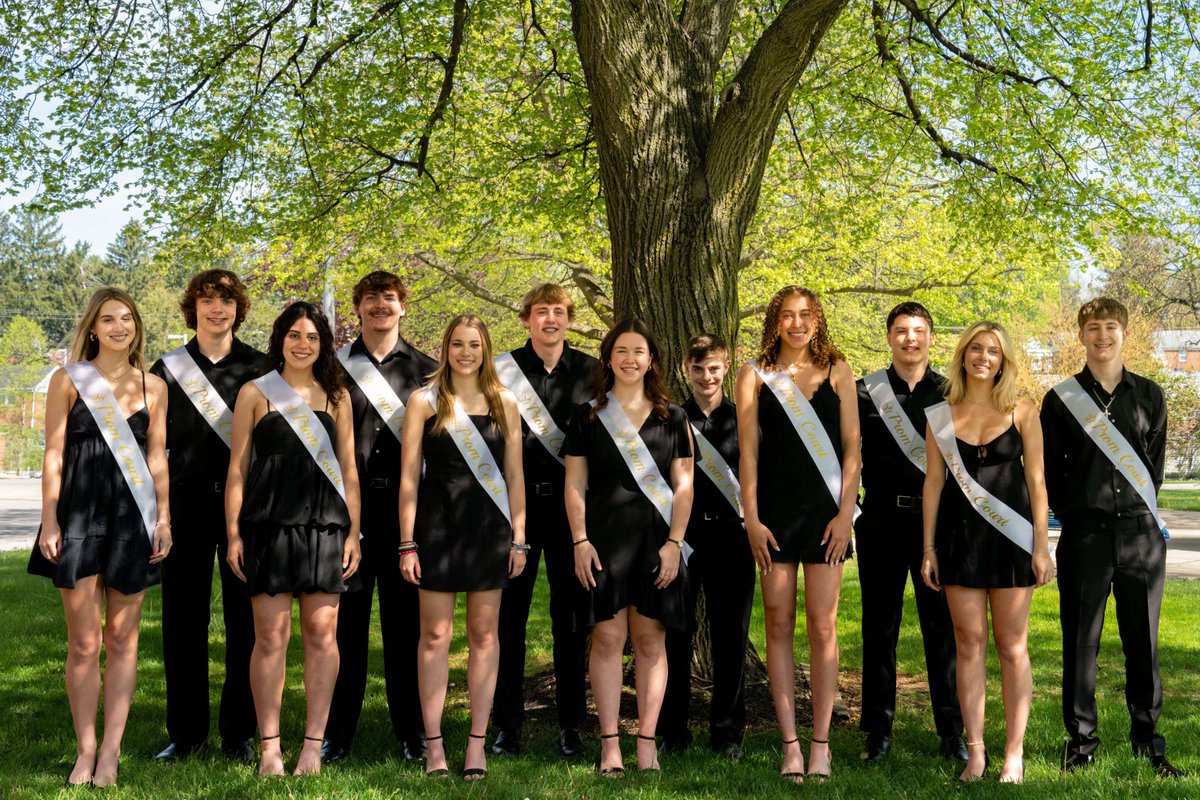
[
  {"left": 1, "top": 550, "right": 1197, "bottom": 799},
  {"left": 1160, "top": 489, "right": 1200, "bottom": 512}
]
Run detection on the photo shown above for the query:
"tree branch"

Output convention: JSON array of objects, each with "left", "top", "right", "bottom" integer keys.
[{"left": 737, "top": 273, "right": 988, "bottom": 319}]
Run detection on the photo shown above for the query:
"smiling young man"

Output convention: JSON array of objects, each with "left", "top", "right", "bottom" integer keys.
[
  {"left": 854, "top": 302, "right": 964, "bottom": 765},
  {"left": 490, "top": 283, "right": 597, "bottom": 758},
  {"left": 1041, "top": 297, "right": 1182, "bottom": 778},
  {"left": 659, "top": 333, "right": 755, "bottom": 758},
  {"left": 323, "top": 271, "right": 437, "bottom": 763},
  {"left": 150, "top": 270, "right": 267, "bottom": 761}
]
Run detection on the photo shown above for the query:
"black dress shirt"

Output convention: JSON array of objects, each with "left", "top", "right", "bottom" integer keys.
[
  {"left": 683, "top": 396, "right": 741, "bottom": 523},
  {"left": 342, "top": 334, "right": 437, "bottom": 488},
  {"left": 1041, "top": 365, "right": 1167, "bottom": 522},
  {"left": 504, "top": 339, "right": 598, "bottom": 492},
  {"left": 856, "top": 364, "right": 946, "bottom": 508},
  {"left": 150, "top": 337, "right": 268, "bottom": 521}
]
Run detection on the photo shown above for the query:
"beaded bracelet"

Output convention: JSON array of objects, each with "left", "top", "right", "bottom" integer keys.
[
  {"left": 922, "top": 544, "right": 936, "bottom": 554},
  {"left": 398, "top": 541, "right": 419, "bottom": 555},
  {"left": 511, "top": 542, "right": 531, "bottom": 554}
]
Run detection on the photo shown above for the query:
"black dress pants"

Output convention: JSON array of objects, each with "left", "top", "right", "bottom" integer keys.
[
  {"left": 1057, "top": 514, "right": 1167, "bottom": 757},
  {"left": 493, "top": 496, "right": 588, "bottom": 733},
  {"left": 856, "top": 509, "right": 961, "bottom": 738},
  {"left": 326, "top": 497, "right": 423, "bottom": 748},
  {"left": 161, "top": 515, "right": 256, "bottom": 747},
  {"left": 660, "top": 518, "right": 756, "bottom": 748}
]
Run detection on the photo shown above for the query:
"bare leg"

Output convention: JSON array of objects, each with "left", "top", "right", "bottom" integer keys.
[
  {"left": 60, "top": 576, "right": 103, "bottom": 785},
  {"left": 463, "top": 590, "right": 502, "bottom": 779},
  {"left": 991, "top": 587, "right": 1033, "bottom": 783},
  {"left": 761, "top": 564, "right": 804, "bottom": 781},
  {"left": 629, "top": 608, "right": 667, "bottom": 771},
  {"left": 802, "top": 562, "right": 844, "bottom": 778},
  {"left": 294, "top": 592, "right": 340, "bottom": 776},
  {"left": 945, "top": 585, "right": 989, "bottom": 781},
  {"left": 590, "top": 610, "right": 629, "bottom": 774},
  {"left": 417, "top": 589, "right": 455, "bottom": 775},
  {"left": 250, "top": 593, "right": 293, "bottom": 776},
  {"left": 93, "top": 585, "right": 147, "bottom": 787}
]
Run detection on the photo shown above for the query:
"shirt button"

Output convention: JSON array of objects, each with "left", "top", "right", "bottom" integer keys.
[{"left": 375, "top": 425, "right": 381, "bottom": 432}]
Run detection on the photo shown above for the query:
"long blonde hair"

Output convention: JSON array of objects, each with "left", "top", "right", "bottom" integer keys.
[
  {"left": 945, "top": 321, "right": 1018, "bottom": 412},
  {"left": 68, "top": 287, "right": 146, "bottom": 370},
  {"left": 426, "top": 314, "right": 509, "bottom": 437}
]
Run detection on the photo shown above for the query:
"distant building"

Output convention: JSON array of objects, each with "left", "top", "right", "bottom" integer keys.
[{"left": 1156, "top": 330, "right": 1200, "bottom": 373}]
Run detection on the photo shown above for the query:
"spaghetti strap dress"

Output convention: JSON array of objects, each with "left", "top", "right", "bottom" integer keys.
[
  {"left": 757, "top": 365, "right": 854, "bottom": 564},
  {"left": 934, "top": 420, "right": 1035, "bottom": 588},
  {"left": 238, "top": 400, "right": 352, "bottom": 596},
  {"left": 413, "top": 413, "right": 511, "bottom": 592},
  {"left": 28, "top": 372, "right": 160, "bottom": 595},
  {"left": 561, "top": 401, "right": 693, "bottom": 631}
]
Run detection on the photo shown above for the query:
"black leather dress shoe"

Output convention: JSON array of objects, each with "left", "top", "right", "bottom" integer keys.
[
  {"left": 558, "top": 728, "right": 586, "bottom": 759},
  {"left": 491, "top": 729, "right": 520, "bottom": 756},
  {"left": 402, "top": 737, "right": 427, "bottom": 761},
  {"left": 939, "top": 734, "right": 969, "bottom": 762},
  {"left": 154, "top": 741, "right": 205, "bottom": 761},
  {"left": 1061, "top": 748, "right": 1095, "bottom": 772},
  {"left": 860, "top": 733, "right": 891, "bottom": 764},
  {"left": 657, "top": 735, "right": 690, "bottom": 755},
  {"left": 712, "top": 741, "right": 743, "bottom": 760},
  {"left": 1147, "top": 754, "right": 1185, "bottom": 778},
  {"left": 319, "top": 740, "right": 348, "bottom": 764},
  {"left": 220, "top": 739, "right": 253, "bottom": 761}
]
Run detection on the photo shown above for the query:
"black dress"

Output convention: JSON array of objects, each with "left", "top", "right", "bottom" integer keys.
[
  {"left": 935, "top": 422, "right": 1035, "bottom": 588},
  {"left": 239, "top": 406, "right": 352, "bottom": 596},
  {"left": 757, "top": 368, "right": 854, "bottom": 564},
  {"left": 413, "top": 414, "right": 512, "bottom": 592},
  {"left": 28, "top": 379, "right": 160, "bottom": 596},
  {"left": 561, "top": 401, "right": 693, "bottom": 631}
]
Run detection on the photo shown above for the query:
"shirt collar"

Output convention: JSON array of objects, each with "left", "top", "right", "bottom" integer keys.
[
  {"left": 683, "top": 394, "right": 732, "bottom": 419},
  {"left": 1077, "top": 364, "right": 1132, "bottom": 392},
  {"left": 349, "top": 334, "right": 414, "bottom": 365},
  {"left": 518, "top": 338, "right": 573, "bottom": 375},
  {"left": 186, "top": 335, "right": 252, "bottom": 367},
  {"left": 886, "top": 363, "right": 939, "bottom": 391}
]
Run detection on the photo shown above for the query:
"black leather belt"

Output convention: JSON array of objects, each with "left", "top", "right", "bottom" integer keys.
[
  {"left": 367, "top": 476, "right": 391, "bottom": 490},
  {"left": 531, "top": 482, "right": 556, "bottom": 497},
  {"left": 702, "top": 511, "right": 739, "bottom": 522}
]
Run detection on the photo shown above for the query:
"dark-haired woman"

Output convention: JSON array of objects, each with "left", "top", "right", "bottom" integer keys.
[
  {"left": 399, "top": 314, "right": 526, "bottom": 781},
  {"left": 735, "top": 286, "right": 860, "bottom": 782},
  {"left": 30, "top": 287, "right": 172, "bottom": 787},
  {"left": 225, "top": 301, "right": 362, "bottom": 776},
  {"left": 563, "top": 318, "right": 694, "bottom": 776}
]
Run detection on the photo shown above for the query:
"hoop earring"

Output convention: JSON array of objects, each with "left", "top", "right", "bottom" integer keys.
[{"left": 88, "top": 332, "right": 97, "bottom": 342}]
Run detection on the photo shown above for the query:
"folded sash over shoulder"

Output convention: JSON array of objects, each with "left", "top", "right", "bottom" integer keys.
[
  {"left": 863, "top": 368, "right": 928, "bottom": 474},
  {"left": 65, "top": 362, "right": 158, "bottom": 543},
  {"left": 337, "top": 344, "right": 406, "bottom": 443},
  {"left": 926, "top": 401, "right": 1033, "bottom": 554},
  {"left": 426, "top": 385, "right": 512, "bottom": 524},
  {"left": 1052, "top": 377, "right": 1170, "bottom": 539},
  {"left": 254, "top": 372, "right": 347, "bottom": 504},
  {"left": 494, "top": 352, "right": 566, "bottom": 464},
  {"left": 590, "top": 394, "right": 692, "bottom": 563},
  {"left": 752, "top": 360, "right": 861, "bottom": 523},
  {"left": 690, "top": 424, "right": 743, "bottom": 517},
  {"left": 161, "top": 345, "right": 235, "bottom": 447}
]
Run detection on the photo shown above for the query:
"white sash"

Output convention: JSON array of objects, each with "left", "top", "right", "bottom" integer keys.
[
  {"left": 926, "top": 402, "right": 1034, "bottom": 553},
  {"left": 863, "top": 368, "right": 927, "bottom": 474},
  {"left": 690, "top": 423, "right": 743, "bottom": 517},
  {"left": 752, "top": 360, "right": 861, "bottom": 522},
  {"left": 427, "top": 386, "right": 512, "bottom": 524},
  {"left": 494, "top": 352, "right": 566, "bottom": 464},
  {"left": 253, "top": 372, "right": 347, "bottom": 503},
  {"left": 161, "top": 345, "right": 234, "bottom": 448},
  {"left": 590, "top": 394, "right": 692, "bottom": 563},
  {"left": 1052, "top": 377, "right": 1169, "bottom": 538},
  {"left": 65, "top": 362, "right": 157, "bottom": 543},
  {"left": 337, "top": 343, "right": 407, "bottom": 442}
]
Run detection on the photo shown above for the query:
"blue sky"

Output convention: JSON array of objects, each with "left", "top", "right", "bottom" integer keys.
[{"left": 1, "top": 182, "right": 138, "bottom": 254}]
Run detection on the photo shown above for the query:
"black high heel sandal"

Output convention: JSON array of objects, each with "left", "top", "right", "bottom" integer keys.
[
  {"left": 808, "top": 737, "right": 832, "bottom": 782},
  {"left": 637, "top": 734, "right": 661, "bottom": 773},
  {"left": 598, "top": 733, "right": 624, "bottom": 778},
  {"left": 463, "top": 733, "right": 488, "bottom": 780},
  {"left": 959, "top": 741, "right": 989, "bottom": 783},
  {"left": 424, "top": 734, "right": 449, "bottom": 777},
  {"left": 781, "top": 737, "right": 804, "bottom": 783}
]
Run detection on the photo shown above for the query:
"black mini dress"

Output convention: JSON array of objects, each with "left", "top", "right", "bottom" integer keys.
[
  {"left": 562, "top": 401, "right": 693, "bottom": 631},
  {"left": 28, "top": 381, "right": 160, "bottom": 596},
  {"left": 413, "top": 414, "right": 512, "bottom": 592},
  {"left": 757, "top": 367, "right": 854, "bottom": 564},
  {"left": 935, "top": 422, "right": 1035, "bottom": 589},
  {"left": 238, "top": 406, "right": 352, "bottom": 596}
]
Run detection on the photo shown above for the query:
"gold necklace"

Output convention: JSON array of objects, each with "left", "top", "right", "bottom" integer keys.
[{"left": 94, "top": 362, "right": 132, "bottom": 382}]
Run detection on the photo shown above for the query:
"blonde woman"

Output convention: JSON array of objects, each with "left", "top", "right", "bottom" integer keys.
[
  {"left": 399, "top": 314, "right": 527, "bottom": 780},
  {"left": 29, "top": 288, "right": 172, "bottom": 787},
  {"left": 920, "top": 321, "right": 1054, "bottom": 783}
]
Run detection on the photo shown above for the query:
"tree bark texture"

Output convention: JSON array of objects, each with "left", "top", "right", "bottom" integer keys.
[{"left": 572, "top": 0, "right": 850, "bottom": 388}]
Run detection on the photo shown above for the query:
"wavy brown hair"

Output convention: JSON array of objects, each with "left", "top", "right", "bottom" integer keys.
[
  {"left": 180, "top": 269, "right": 251, "bottom": 331},
  {"left": 426, "top": 314, "right": 509, "bottom": 437},
  {"left": 590, "top": 318, "right": 671, "bottom": 422},
  {"left": 266, "top": 302, "right": 346, "bottom": 407},
  {"left": 68, "top": 287, "right": 147, "bottom": 370},
  {"left": 754, "top": 285, "right": 843, "bottom": 370}
]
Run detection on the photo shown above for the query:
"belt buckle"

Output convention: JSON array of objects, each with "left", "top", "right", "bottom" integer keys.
[
  {"left": 895, "top": 495, "right": 913, "bottom": 509},
  {"left": 368, "top": 477, "right": 389, "bottom": 490},
  {"left": 703, "top": 511, "right": 720, "bottom": 521},
  {"left": 213, "top": 481, "right": 224, "bottom": 493},
  {"left": 533, "top": 482, "right": 555, "bottom": 497}
]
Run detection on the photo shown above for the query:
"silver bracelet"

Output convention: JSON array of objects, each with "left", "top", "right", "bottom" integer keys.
[{"left": 511, "top": 542, "right": 531, "bottom": 554}]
